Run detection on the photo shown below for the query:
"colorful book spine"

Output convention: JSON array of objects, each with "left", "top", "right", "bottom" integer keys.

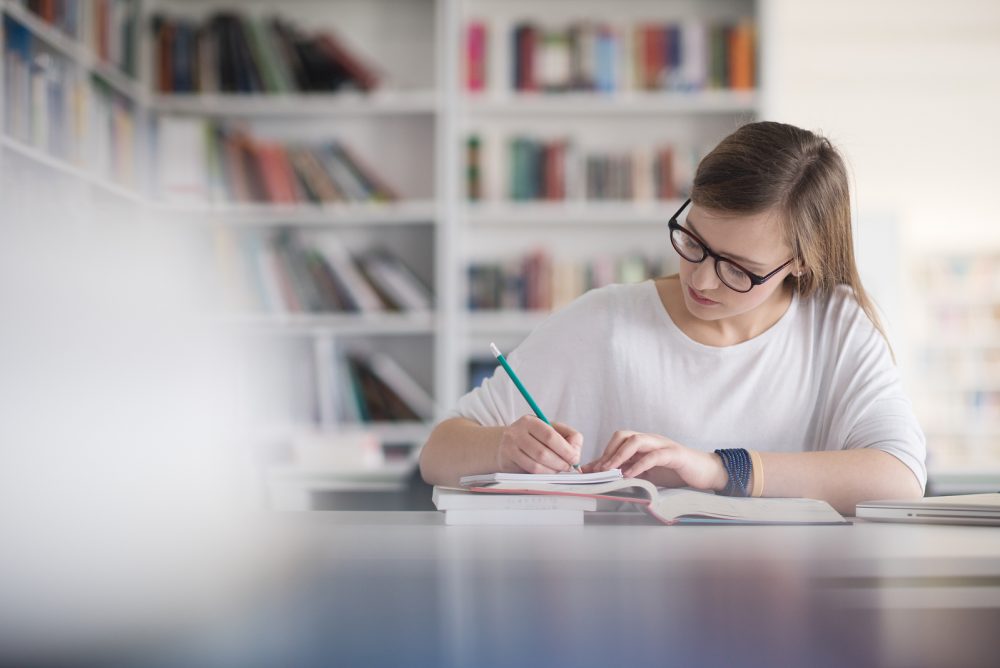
[
  {"left": 153, "top": 11, "right": 379, "bottom": 94},
  {"left": 466, "top": 21, "right": 487, "bottom": 92},
  {"left": 467, "top": 251, "right": 667, "bottom": 312},
  {"left": 501, "top": 135, "right": 698, "bottom": 202},
  {"left": 498, "top": 18, "right": 755, "bottom": 93}
]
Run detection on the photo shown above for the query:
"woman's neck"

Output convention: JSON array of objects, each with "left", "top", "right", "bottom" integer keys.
[{"left": 656, "top": 276, "right": 794, "bottom": 347}]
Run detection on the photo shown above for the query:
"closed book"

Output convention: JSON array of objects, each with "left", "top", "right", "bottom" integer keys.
[
  {"left": 311, "top": 235, "right": 385, "bottom": 312},
  {"left": 444, "top": 509, "right": 584, "bottom": 526},
  {"left": 466, "top": 21, "right": 487, "bottom": 91},
  {"left": 316, "top": 32, "right": 379, "bottom": 91},
  {"left": 367, "top": 352, "right": 435, "bottom": 419},
  {"left": 433, "top": 486, "right": 597, "bottom": 511},
  {"left": 357, "top": 249, "right": 432, "bottom": 311}
]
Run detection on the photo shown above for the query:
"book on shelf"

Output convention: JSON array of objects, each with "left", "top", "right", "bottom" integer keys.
[
  {"left": 3, "top": 15, "right": 137, "bottom": 184},
  {"left": 458, "top": 472, "right": 848, "bottom": 525},
  {"left": 319, "top": 348, "right": 433, "bottom": 425},
  {"left": 18, "top": 0, "right": 138, "bottom": 76},
  {"left": 499, "top": 18, "right": 755, "bottom": 94},
  {"left": 467, "top": 250, "right": 666, "bottom": 311},
  {"left": 212, "top": 229, "right": 433, "bottom": 315},
  {"left": 154, "top": 118, "right": 399, "bottom": 204},
  {"left": 465, "top": 21, "right": 487, "bottom": 92},
  {"left": 152, "top": 10, "right": 379, "bottom": 94},
  {"left": 481, "top": 133, "right": 699, "bottom": 202}
]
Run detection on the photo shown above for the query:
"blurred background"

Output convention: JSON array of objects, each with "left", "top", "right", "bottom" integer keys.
[
  {"left": 2, "top": 0, "right": 1000, "bottom": 664},
  {"left": 1, "top": 0, "right": 998, "bottom": 513}
]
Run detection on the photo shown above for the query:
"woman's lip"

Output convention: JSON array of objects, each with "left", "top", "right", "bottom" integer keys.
[{"left": 688, "top": 286, "right": 719, "bottom": 305}]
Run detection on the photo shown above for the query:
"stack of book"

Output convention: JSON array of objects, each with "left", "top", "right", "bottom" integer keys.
[
  {"left": 497, "top": 18, "right": 756, "bottom": 93},
  {"left": 152, "top": 11, "right": 378, "bottom": 93},
  {"left": 432, "top": 486, "right": 597, "bottom": 525},
  {"left": 156, "top": 118, "right": 399, "bottom": 204},
  {"left": 214, "top": 230, "right": 433, "bottom": 315},
  {"left": 20, "top": 0, "right": 139, "bottom": 76},
  {"left": 485, "top": 134, "right": 699, "bottom": 203},
  {"left": 467, "top": 250, "right": 667, "bottom": 312}
]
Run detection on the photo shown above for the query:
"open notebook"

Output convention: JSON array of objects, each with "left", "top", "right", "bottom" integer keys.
[{"left": 459, "top": 471, "right": 847, "bottom": 525}]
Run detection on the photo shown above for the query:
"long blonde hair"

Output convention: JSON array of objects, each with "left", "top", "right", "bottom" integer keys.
[{"left": 691, "top": 121, "right": 891, "bottom": 356}]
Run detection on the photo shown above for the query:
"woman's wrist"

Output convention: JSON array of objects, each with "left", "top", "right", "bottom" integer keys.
[{"left": 711, "top": 453, "right": 729, "bottom": 492}]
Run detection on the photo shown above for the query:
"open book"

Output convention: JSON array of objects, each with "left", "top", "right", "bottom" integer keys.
[{"left": 459, "top": 472, "right": 847, "bottom": 525}]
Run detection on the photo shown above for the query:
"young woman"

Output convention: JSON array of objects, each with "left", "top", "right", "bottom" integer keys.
[{"left": 420, "top": 121, "right": 925, "bottom": 515}]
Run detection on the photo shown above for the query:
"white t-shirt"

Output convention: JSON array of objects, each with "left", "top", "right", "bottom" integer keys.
[{"left": 449, "top": 280, "right": 927, "bottom": 488}]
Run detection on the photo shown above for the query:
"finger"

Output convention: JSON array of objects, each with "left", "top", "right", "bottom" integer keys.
[
  {"left": 521, "top": 430, "right": 576, "bottom": 471},
  {"left": 513, "top": 442, "right": 560, "bottom": 474},
  {"left": 595, "top": 430, "right": 635, "bottom": 469},
  {"left": 622, "top": 449, "right": 676, "bottom": 479},
  {"left": 604, "top": 434, "right": 654, "bottom": 471},
  {"left": 528, "top": 422, "right": 580, "bottom": 468}
]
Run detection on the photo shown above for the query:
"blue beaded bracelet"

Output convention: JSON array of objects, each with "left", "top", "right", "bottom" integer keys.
[{"left": 715, "top": 448, "right": 753, "bottom": 497}]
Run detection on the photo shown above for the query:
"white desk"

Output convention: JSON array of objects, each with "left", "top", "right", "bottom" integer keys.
[{"left": 162, "top": 511, "right": 998, "bottom": 668}]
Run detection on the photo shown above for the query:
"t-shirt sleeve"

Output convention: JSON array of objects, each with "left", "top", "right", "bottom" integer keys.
[
  {"left": 445, "top": 288, "right": 607, "bottom": 427},
  {"left": 822, "top": 290, "right": 927, "bottom": 490}
]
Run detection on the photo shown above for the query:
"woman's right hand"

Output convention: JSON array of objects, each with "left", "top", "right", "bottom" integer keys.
[{"left": 496, "top": 415, "right": 583, "bottom": 474}]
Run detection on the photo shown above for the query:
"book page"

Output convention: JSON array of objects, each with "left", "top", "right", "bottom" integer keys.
[{"left": 653, "top": 489, "right": 847, "bottom": 524}]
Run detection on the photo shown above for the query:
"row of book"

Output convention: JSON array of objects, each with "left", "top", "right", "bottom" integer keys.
[
  {"left": 320, "top": 349, "right": 434, "bottom": 425},
  {"left": 467, "top": 19, "right": 756, "bottom": 93},
  {"left": 3, "top": 16, "right": 137, "bottom": 185},
  {"left": 214, "top": 230, "right": 432, "bottom": 315},
  {"left": 467, "top": 250, "right": 668, "bottom": 312},
  {"left": 17, "top": 0, "right": 138, "bottom": 76},
  {"left": 152, "top": 11, "right": 378, "bottom": 94},
  {"left": 475, "top": 135, "right": 699, "bottom": 202},
  {"left": 156, "top": 117, "right": 399, "bottom": 204}
]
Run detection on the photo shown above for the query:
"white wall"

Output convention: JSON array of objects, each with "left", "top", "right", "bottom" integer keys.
[{"left": 760, "top": 0, "right": 1000, "bottom": 252}]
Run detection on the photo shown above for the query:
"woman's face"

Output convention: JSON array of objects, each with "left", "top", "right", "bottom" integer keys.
[{"left": 676, "top": 203, "right": 797, "bottom": 322}]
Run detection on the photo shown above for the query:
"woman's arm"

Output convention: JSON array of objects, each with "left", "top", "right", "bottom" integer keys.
[
  {"left": 419, "top": 418, "right": 505, "bottom": 488},
  {"left": 749, "top": 449, "right": 923, "bottom": 515},
  {"left": 584, "top": 432, "right": 924, "bottom": 516},
  {"left": 419, "top": 416, "right": 583, "bottom": 488}
]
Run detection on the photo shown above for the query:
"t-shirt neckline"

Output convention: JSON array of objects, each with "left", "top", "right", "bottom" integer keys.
[{"left": 646, "top": 279, "right": 799, "bottom": 355}]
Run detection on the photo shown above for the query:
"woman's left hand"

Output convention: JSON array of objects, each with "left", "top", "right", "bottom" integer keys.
[{"left": 582, "top": 430, "right": 728, "bottom": 492}]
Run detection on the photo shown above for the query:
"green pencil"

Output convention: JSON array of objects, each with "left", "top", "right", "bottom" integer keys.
[{"left": 490, "top": 342, "right": 581, "bottom": 472}]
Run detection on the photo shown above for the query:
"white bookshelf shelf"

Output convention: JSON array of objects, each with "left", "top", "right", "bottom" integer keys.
[
  {"left": 152, "top": 90, "right": 439, "bottom": 117},
  {"left": 465, "top": 90, "right": 759, "bottom": 116},
  {"left": 0, "top": 134, "right": 144, "bottom": 203},
  {"left": 223, "top": 311, "right": 437, "bottom": 336},
  {"left": 154, "top": 200, "right": 438, "bottom": 226},
  {"left": 465, "top": 200, "right": 685, "bottom": 226},
  {"left": 1, "top": 1, "right": 144, "bottom": 103},
  {"left": 466, "top": 310, "right": 550, "bottom": 335}
]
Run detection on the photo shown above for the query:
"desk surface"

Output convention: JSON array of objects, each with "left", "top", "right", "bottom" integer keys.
[{"left": 150, "top": 512, "right": 1000, "bottom": 668}]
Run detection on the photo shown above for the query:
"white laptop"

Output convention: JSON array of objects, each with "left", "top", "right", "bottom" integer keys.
[{"left": 856, "top": 493, "right": 1000, "bottom": 526}]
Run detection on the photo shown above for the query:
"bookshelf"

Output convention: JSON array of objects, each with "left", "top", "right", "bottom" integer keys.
[
  {"left": 1, "top": 0, "right": 147, "bottom": 199},
  {"left": 1, "top": 0, "right": 767, "bottom": 506},
  {"left": 453, "top": 0, "right": 761, "bottom": 392},
  {"left": 910, "top": 252, "right": 1000, "bottom": 488}
]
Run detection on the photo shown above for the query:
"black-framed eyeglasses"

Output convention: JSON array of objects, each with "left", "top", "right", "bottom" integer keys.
[{"left": 667, "top": 198, "right": 794, "bottom": 294}]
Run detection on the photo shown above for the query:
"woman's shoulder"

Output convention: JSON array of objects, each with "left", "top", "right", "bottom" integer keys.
[{"left": 802, "top": 283, "right": 872, "bottom": 326}]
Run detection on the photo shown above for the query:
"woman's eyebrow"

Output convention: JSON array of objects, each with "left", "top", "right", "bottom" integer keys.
[{"left": 686, "top": 217, "right": 763, "bottom": 267}]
